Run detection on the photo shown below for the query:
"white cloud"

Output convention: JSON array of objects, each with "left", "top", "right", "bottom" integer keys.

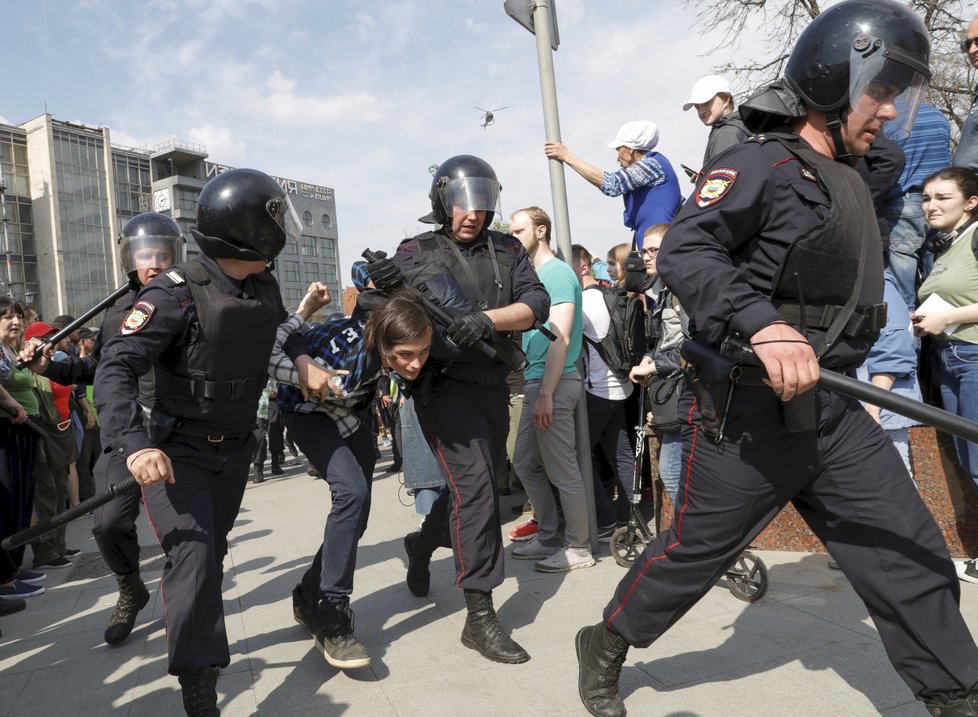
[{"left": 188, "top": 125, "right": 246, "bottom": 160}]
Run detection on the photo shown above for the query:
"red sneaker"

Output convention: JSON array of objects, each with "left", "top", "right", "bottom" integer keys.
[{"left": 507, "top": 518, "right": 539, "bottom": 542}]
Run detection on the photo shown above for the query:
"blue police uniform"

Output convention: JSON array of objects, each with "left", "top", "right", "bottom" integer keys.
[
  {"left": 95, "top": 253, "right": 301, "bottom": 676},
  {"left": 393, "top": 229, "right": 549, "bottom": 593},
  {"left": 601, "top": 130, "right": 978, "bottom": 702}
]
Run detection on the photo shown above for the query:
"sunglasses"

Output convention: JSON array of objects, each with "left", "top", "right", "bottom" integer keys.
[{"left": 962, "top": 37, "right": 978, "bottom": 52}]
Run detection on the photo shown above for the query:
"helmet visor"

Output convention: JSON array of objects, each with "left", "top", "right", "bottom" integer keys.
[
  {"left": 849, "top": 46, "right": 929, "bottom": 142},
  {"left": 437, "top": 177, "right": 501, "bottom": 219},
  {"left": 266, "top": 194, "right": 303, "bottom": 259},
  {"left": 120, "top": 235, "right": 180, "bottom": 274}
]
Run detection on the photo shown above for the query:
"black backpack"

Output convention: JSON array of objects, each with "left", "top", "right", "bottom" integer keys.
[{"left": 582, "top": 284, "right": 647, "bottom": 377}]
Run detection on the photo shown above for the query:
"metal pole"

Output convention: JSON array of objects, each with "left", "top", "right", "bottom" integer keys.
[
  {"left": 0, "top": 165, "right": 12, "bottom": 298},
  {"left": 529, "top": 0, "right": 598, "bottom": 552}
]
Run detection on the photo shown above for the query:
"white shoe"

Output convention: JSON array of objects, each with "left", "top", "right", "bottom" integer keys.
[
  {"left": 957, "top": 559, "right": 978, "bottom": 584},
  {"left": 511, "top": 537, "right": 559, "bottom": 561},
  {"left": 534, "top": 547, "right": 595, "bottom": 573}
]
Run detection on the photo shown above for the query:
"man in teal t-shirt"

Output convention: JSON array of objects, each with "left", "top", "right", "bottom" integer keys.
[{"left": 510, "top": 207, "right": 594, "bottom": 574}]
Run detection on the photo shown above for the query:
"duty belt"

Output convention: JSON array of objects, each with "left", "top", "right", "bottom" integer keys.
[
  {"left": 171, "top": 372, "right": 265, "bottom": 400},
  {"left": 773, "top": 302, "right": 887, "bottom": 339}
]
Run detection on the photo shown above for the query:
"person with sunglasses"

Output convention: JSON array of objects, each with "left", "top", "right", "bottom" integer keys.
[{"left": 953, "top": 14, "right": 978, "bottom": 172}]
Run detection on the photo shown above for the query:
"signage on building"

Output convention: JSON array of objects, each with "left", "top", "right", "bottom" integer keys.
[{"left": 204, "top": 162, "right": 333, "bottom": 202}]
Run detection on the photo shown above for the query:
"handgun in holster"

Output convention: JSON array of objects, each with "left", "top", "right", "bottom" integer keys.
[
  {"left": 680, "top": 340, "right": 740, "bottom": 442},
  {"left": 719, "top": 334, "right": 817, "bottom": 434},
  {"left": 148, "top": 409, "right": 181, "bottom": 446}
]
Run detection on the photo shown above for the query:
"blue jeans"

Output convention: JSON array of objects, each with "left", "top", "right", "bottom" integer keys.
[
  {"left": 935, "top": 339, "right": 978, "bottom": 493},
  {"left": 884, "top": 193, "right": 927, "bottom": 311},
  {"left": 658, "top": 429, "right": 683, "bottom": 502}
]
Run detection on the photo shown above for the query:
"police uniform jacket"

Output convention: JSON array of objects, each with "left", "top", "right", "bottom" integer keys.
[
  {"left": 95, "top": 253, "right": 304, "bottom": 459},
  {"left": 657, "top": 130, "right": 885, "bottom": 370}
]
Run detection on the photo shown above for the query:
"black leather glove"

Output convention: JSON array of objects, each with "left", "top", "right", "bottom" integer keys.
[
  {"left": 365, "top": 251, "right": 404, "bottom": 292},
  {"left": 447, "top": 311, "right": 494, "bottom": 349}
]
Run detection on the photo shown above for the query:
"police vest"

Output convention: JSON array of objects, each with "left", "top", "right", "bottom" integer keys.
[
  {"left": 407, "top": 230, "right": 516, "bottom": 381},
  {"left": 154, "top": 260, "right": 281, "bottom": 436},
  {"left": 765, "top": 134, "right": 885, "bottom": 347}
]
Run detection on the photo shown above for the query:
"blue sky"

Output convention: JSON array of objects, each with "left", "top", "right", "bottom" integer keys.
[{"left": 4, "top": 0, "right": 767, "bottom": 282}]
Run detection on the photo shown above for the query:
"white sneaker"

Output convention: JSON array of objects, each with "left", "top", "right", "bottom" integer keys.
[
  {"left": 511, "top": 537, "right": 559, "bottom": 560},
  {"left": 957, "top": 559, "right": 978, "bottom": 584},
  {"left": 534, "top": 546, "right": 595, "bottom": 573}
]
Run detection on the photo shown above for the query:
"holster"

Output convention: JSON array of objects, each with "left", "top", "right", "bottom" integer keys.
[
  {"left": 148, "top": 409, "right": 181, "bottom": 447},
  {"left": 680, "top": 341, "right": 738, "bottom": 442}
]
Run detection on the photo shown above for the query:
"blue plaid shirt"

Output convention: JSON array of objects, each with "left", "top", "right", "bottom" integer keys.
[{"left": 268, "top": 312, "right": 381, "bottom": 437}]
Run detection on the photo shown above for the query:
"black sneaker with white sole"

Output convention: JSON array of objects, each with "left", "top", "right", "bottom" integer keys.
[
  {"left": 314, "top": 598, "right": 370, "bottom": 669},
  {"left": 957, "top": 559, "right": 978, "bottom": 584}
]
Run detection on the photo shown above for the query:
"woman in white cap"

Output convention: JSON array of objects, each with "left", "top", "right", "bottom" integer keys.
[{"left": 683, "top": 74, "right": 749, "bottom": 167}]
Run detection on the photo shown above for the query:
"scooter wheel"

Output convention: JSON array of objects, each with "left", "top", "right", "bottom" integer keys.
[
  {"left": 725, "top": 550, "right": 768, "bottom": 602},
  {"left": 610, "top": 526, "right": 647, "bottom": 567}
]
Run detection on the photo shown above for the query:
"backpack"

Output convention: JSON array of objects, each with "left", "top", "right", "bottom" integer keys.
[{"left": 583, "top": 284, "right": 647, "bottom": 377}]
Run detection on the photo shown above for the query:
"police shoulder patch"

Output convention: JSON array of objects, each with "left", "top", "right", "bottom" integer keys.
[
  {"left": 696, "top": 168, "right": 738, "bottom": 208},
  {"left": 121, "top": 301, "right": 155, "bottom": 335}
]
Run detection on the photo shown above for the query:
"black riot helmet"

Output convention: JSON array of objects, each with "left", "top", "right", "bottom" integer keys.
[
  {"left": 193, "top": 168, "right": 301, "bottom": 262},
  {"left": 425, "top": 155, "right": 501, "bottom": 229},
  {"left": 118, "top": 212, "right": 183, "bottom": 281},
  {"left": 784, "top": 0, "right": 930, "bottom": 158}
]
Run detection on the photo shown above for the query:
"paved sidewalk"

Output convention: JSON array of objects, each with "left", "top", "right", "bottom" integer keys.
[{"left": 2, "top": 448, "right": 975, "bottom": 716}]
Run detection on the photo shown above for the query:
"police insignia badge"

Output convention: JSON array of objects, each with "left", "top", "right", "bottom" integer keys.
[
  {"left": 121, "top": 301, "right": 155, "bottom": 335},
  {"left": 696, "top": 168, "right": 738, "bottom": 208},
  {"left": 800, "top": 165, "right": 817, "bottom": 182}
]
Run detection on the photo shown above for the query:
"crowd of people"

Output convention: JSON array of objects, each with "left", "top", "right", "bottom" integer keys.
[{"left": 3, "top": 1, "right": 978, "bottom": 715}]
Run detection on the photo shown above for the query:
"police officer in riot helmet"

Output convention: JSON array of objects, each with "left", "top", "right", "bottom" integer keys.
[
  {"left": 369, "top": 154, "right": 550, "bottom": 665},
  {"left": 118, "top": 212, "right": 183, "bottom": 288},
  {"left": 93, "top": 168, "right": 326, "bottom": 717},
  {"left": 20, "top": 211, "right": 184, "bottom": 652},
  {"left": 575, "top": 3, "right": 978, "bottom": 717}
]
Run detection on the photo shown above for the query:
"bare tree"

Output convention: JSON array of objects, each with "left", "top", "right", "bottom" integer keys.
[{"left": 681, "top": 0, "right": 976, "bottom": 130}]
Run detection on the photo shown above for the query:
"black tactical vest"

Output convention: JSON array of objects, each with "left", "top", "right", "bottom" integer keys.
[
  {"left": 408, "top": 230, "right": 516, "bottom": 382},
  {"left": 411, "top": 230, "right": 513, "bottom": 310},
  {"left": 154, "top": 261, "right": 281, "bottom": 436},
  {"left": 770, "top": 136, "right": 884, "bottom": 310}
]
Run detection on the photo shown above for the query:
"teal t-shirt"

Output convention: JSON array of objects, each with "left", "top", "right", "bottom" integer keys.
[{"left": 522, "top": 257, "right": 583, "bottom": 381}]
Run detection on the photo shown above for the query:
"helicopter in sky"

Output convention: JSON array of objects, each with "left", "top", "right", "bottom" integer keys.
[{"left": 475, "top": 106, "right": 508, "bottom": 129}]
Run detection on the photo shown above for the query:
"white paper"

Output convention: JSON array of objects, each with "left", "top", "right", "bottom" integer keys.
[{"left": 916, "top": 293, "right": 961, "bottom": 336}]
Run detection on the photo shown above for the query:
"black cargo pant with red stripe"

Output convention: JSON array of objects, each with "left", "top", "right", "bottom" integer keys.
[
  {"left": 415, "top": 376, "right": 509, "bottom": 593},
  {"left": 141, "top": 430, "right": 254, "bottom": 675},
  {"left": 604, "top": 383, "right": 978, "bottom": 702}
]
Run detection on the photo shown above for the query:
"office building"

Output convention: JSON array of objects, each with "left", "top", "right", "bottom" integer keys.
[{"left": 0, "top": 113, "right": 341, "bottom": 320}]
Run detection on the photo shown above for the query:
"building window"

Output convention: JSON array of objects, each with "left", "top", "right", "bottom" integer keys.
[
  {"left": 321, "top": 213, "right": 331, "bottom": 229},
  {"left": 302, "top": 210, "right": 313, "bottom": 227},
  {"left": 300, "top": 236, "right": 317, "bottom": 257},
  {"left": 284, "top": 260, "right": 300, "bottom": 283}
]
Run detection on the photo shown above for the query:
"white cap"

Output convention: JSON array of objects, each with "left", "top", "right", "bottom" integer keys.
[
  {"left": 683, "top": 75, "right": 732, "bottom": 111},
  {"left": 607, "top": 121, "right": 659, "bottom": 151}
]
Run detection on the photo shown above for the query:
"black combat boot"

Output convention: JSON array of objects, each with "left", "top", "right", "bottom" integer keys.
[
  {"left": 252, "top": 465, "right": 265, "bottom": 484},
  {"left": 292, "top": 583, "right": 317, "bottom": 635},
  {"left": 926, "top": 693, "right": 978, "bottom": 716},
  {"left": 314, "top": 598, "right": 370, "bottom": 669},
  {"left": 460, "top": 589, "right": 530, "bottom": 664},
  {"left": 403, "top": 530, "right": 434, "bottom": 597},
  {"left": 104, "top": 571, "right": 150, "bottom": 646},
  {"left": 178, "top": 666, "right": 220, "bottom": 717},
  {"left": 576, "top": 622, "right": 629, "bottom": 717}
]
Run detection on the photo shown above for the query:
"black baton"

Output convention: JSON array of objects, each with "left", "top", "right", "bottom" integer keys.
[
  {"left": 1, "top": 476, "right": 138, "bottom": 552},
  {"left": 720, "top": 336, "right": 978, "bottom": 445},
  {"left": 17, "top": 283, "right": 131, "bottom": 370}
]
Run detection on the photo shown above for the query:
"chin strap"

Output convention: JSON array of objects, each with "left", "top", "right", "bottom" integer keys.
[{"left": 826, "top": 110, "right": 858, "bottom": 167}]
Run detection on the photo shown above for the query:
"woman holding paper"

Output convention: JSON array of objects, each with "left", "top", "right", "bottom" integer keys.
[{"left": 915, "top": 167, "right": 978, "bottom": 530}]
